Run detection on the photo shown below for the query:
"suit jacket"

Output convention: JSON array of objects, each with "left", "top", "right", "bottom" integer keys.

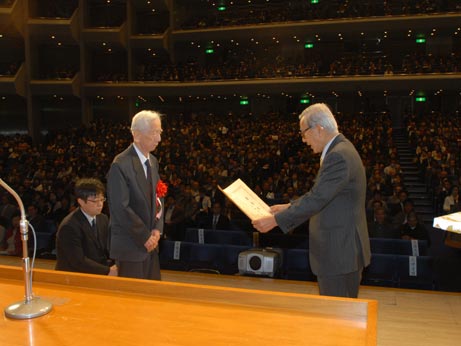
[
  {"left": 276, "top": 134, "right": 371, "bottom": 276},
  {"left": 202, "top": 213, "right": 231, "bottom": 230},
  {"left": 107, "top": 144, "right": 164, "bottom": 262},
  {"left": 55, "top": 208, "right": 111, "bottom": 275}
]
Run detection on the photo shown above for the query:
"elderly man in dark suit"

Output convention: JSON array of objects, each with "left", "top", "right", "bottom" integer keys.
[
  {"left": 252, "top": 103, "right": 371, "bottom": 298},
  {"left": 55, "top": 178, "right": 117, "bottom": 276},
  {"left": 107, "top": 110, "right": 164, "bottom": 280}
]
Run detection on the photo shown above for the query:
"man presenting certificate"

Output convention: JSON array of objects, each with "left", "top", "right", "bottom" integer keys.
[{"left": 252, "top": 103, "right": 371, "bottom": 298}]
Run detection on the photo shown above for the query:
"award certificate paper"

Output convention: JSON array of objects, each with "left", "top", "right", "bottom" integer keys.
[
  {"left": 219, "top": 179, "right": 272, "bottom": 221},
  {"left": 433, "top": 212, "right": 461, "bottom": 234}
]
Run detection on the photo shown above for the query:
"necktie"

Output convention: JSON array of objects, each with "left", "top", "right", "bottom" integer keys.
[
  {"left": 145, "top": 159, "right": 153, "bottom": 204},
  {"left": 91, "top": 219, "right": 99, "bottom": 244}
]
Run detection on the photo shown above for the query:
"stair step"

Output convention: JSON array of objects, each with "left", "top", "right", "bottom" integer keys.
[
  {"left": 408, "top": 187, "right": 428, "bottom": 194},
  {"left": 399, "top": 156, "right": 415, "bottom": 160},
  {"left": 401, "top": 171, "right": 419, "bottom": 175},
  {"left": 422, "top": 217, "right": 435, "bottom": 224},
  {"left": 414, "top": 201, "right": 433, "bottom": 207},
  {"left": 409, "top": 193, "right": 431, "bottom": 200},
  {"left": 402, "top": 174, "right": 421, "bottom": 178},
  {"left": 404, "top": 177, "right": 422, "bottom": 183},
  {"left": 399, "top": 158, "right": 416, "bottom": 162},
  {"left": 414, "top": 206, "right": 434, "bottom": 214}
]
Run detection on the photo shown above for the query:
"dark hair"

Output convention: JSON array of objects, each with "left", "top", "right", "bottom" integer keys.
[{"left": 74, "top": 178, "right": 105, "bottom": 201}]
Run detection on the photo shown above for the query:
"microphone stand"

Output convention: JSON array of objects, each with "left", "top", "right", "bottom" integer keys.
[{"left": 1, "top": 178, "right": 53, "bottom": 319}]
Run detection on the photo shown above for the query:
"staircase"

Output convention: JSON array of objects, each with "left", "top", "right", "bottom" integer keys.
[{"left": 393, "top": 129, "right": 434, "bottom": 226}]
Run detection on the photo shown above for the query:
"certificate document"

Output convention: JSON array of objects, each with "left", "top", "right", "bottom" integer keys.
[{"left": 219, "top": 179, "right": 272, "bottom": 221}]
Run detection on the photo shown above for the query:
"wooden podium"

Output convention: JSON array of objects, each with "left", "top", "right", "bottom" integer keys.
[{"left": 0, "top": 265, "right": 377, "bottom": 346}]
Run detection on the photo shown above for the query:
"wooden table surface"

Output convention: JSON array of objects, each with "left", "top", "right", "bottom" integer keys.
[{"left": 0, "top": 265, "right": 377, "bottom": 346}]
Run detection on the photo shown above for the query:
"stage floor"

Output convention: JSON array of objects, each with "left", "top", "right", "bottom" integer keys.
[{"left": 1, "top": 256, "right": 460, "bottom": 346}]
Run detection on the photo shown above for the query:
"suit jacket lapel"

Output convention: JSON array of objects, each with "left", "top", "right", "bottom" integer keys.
[
  {"left": 76, "top": 209, "right": 101, "bottom": 249},
  {"left": 129, "top": 145, "right": 152, "bottom": 207},
  {"left": 149, "top": 153, "right": 159, "bottom": 195}
]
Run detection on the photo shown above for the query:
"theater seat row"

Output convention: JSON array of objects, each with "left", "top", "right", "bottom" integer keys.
[
  {"left": 159, "top": 240, "right": 437, "bottom": 290},
  {"left": 183, "top": 228, "right": 428, "bottom": 256}
]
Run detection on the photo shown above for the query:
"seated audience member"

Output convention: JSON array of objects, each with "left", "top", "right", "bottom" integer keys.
[
  {"left": 443, "top": 185, "right": 460, "bottom": 213},
  {"left": 392, "top": 198, "right": 415, "bottom": 229},
  {"left": 435, "top": 177, "right": 452, "bottom": 215},
  {"left": 0, "top": 214, "right": 22, "bottom": 256},
  {"left": 200, "top": 202, "right": 230, "bottom": 230},
  {"left": 163, "top": 195, "right": 186, "bottom": 241},
  {"left": 0, "top": 194, "right": 18, "bottom": 227},
  {"left": 386, "top": 185, "right": 405, "bottom": 215},
  {"left": 367, "top": 190, "right": 388, "bottom": 213},
  {"left": 368, "top": 207, "right": 399, "bottom": 238},
  {"left": 55, "top": 178, "right": 117, "bottom": 276},
  {"left": 207, "top": 179, "right": 225, "bottom": 206},
  {"left": 399, "top": 211, "right": 431, "bottom": 246},
  {"left": 51, "top": 195, "right": 73, "bottom": 224},
  {"left": 366, "top": 197, "right": 388, "bottom": 223},
  {"left": 27, "top": 204, "right": 47, "bottom": 233}
]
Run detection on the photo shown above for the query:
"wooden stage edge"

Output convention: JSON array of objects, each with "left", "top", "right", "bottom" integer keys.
[{"left": 0, "top": 265, "right": 377, "bottom": 346}]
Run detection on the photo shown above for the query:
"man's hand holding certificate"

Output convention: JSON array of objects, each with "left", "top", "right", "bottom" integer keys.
[{"left": 219, "top": 179, "right": 288, "bottom": 233}]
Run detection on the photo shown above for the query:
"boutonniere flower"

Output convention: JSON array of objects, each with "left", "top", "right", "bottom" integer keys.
[
  {"left": 156, "top": 180, "right": 168, "bottom": 198},
  {"left": 155, "top": 180, "right": 168, "bottom": 220}
]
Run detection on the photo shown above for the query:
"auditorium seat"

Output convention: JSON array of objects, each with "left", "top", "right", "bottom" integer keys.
[
  {"left": 259, "top": 233, "right": 309, "bottom": 249},
  {"left": 361, "top": 254, "right": 397, "bottom": 287},
  {"left": 187, "top": 243, "right": 223, "bottom": 273},
  {"left": 282, "top": 249, "right": 315, "bottom": 281},
  {"left": 159, "top": 240, "right": 190, "bottom": 271},
  {"left": 184, "top": 228, "right": 252, "bottom": 246},
  {"left": 370, "top": 238, "right": 428, "bottom": 256},
  {"left": 35, "top": 219, "right": 57, "bottom": 254},
  {"left": 395, "top": 255, "right": 435, "bottom": 290},
  {"left": 220, "top": 244, "right": 251, "bottom": 275}
]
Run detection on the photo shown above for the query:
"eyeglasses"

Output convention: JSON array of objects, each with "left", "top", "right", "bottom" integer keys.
[
  {"left": 86, "top": 197, "right": 106, "bottom": 204},
  {"left": 299, "top": 126, "right": 311, "bottom": 137}
]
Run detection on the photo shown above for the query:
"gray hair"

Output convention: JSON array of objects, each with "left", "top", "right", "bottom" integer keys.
[
  {"left": 299, "top": 103, "right": 338, "bottom": 133},
  {"left": 131, "top": 110, "right": 161, "bottom": 132}
]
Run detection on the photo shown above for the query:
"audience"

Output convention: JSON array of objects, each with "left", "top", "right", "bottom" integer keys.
[
  {"left": 2, "top": 105, "right": 460, "bottom": 252},
  {"left": 176, "top": 0, "right": 460, "bottom": 30},
  {"left": 127, "top": 50, "right": 461, "bottom": 83}
]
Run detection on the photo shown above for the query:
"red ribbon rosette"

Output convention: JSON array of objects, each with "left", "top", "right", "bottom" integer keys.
[{"left": 156, "top": 180, "right": 168, "bottom": 198}]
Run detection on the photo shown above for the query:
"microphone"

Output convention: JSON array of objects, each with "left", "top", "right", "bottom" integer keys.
[{"left": 1, "top": 178, "right": 53, "bottom": 319}]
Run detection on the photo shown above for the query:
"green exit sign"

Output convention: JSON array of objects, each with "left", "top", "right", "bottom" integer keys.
[
  {"left": 205, "top": 48, "right": 214, "bottom": 54},
  {"left": 415, "top": 96, "right": 426, "bottom": 102},
  {"left": 311, "top": 0, "right": 319, "bottom": 3},
  {"left": 416, "top": 38, "right": 426, "bottom": 44},
  {"left": 300, "top": 98, "right": 310, "bottom": 104},
  {"left": 304, "top": 43, "right": 314, "bottom": 49}
]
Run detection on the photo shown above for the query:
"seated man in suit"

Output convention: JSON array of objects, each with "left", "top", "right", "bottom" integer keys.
[
  {"left": 203, "top": 202, "right": 230, "bottom": 230},
  {"left": 367, "top": 207, "right": 399, "bottom": 239},
  {"left": 399, "top": 211, "right": 431, "bottom": 247},
  {"left": 55, "top": 178, "right": 117, "bottom": 276}
]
